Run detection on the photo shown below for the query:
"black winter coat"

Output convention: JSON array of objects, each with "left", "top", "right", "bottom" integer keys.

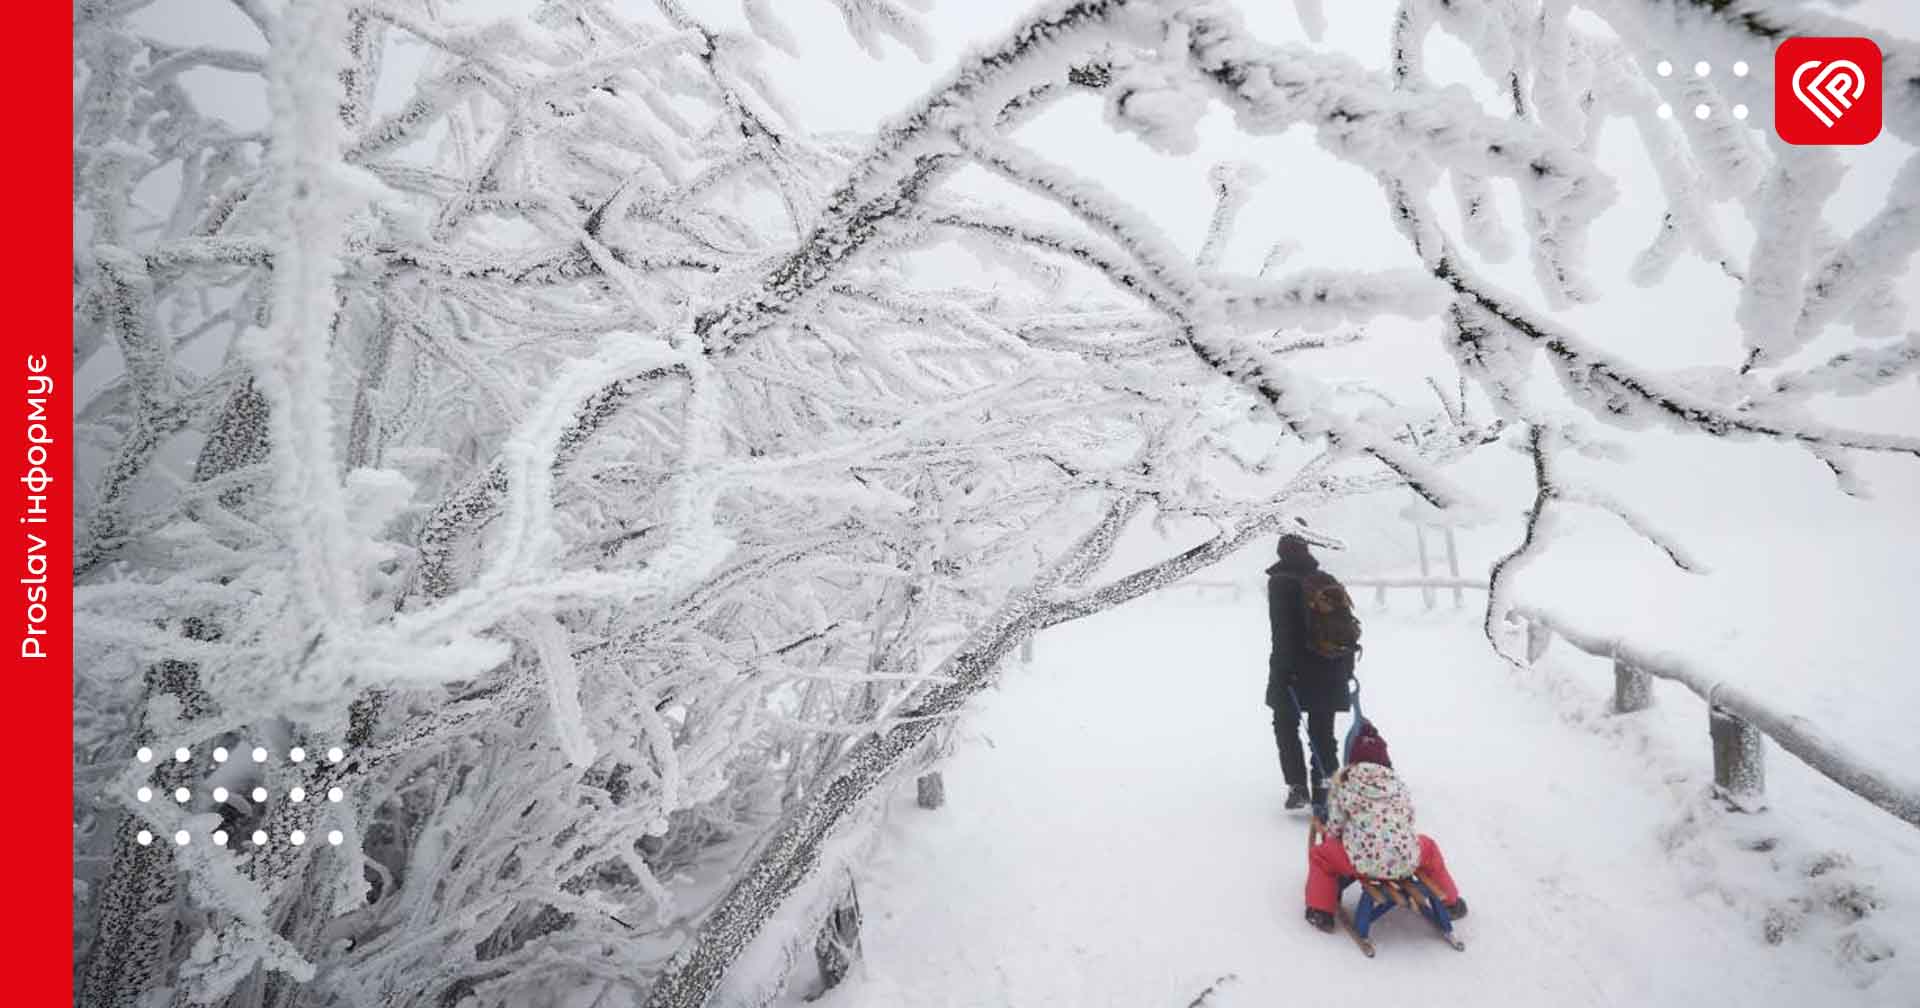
[{"left": 1265, "top": 556, "right": 1355, "bottom": 712}]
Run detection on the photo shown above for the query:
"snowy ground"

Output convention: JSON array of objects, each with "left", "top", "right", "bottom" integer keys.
[{"left": 805, "top": 594, "right": 1920, "bottom": 1007}]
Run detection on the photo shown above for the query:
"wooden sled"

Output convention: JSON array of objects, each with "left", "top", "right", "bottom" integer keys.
[{"left": 1308, "top": 818, "right": 1465, "bottom": 956}]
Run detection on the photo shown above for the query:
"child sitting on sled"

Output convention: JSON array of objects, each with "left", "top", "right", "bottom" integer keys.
[{"left": 1304, "top": 722, "right": 1467, "bottom": 932}]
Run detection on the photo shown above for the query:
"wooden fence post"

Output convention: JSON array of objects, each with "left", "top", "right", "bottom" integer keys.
[
  {"left": 1412, "top": 523, "right": 1435, "bottom": 611},
  {"left": 1710, "top": 706, "right": 1767, "bottom": 811},
  {"left": 916, "top": 771, "right": 945, "bottom": 810},
  {"left": 1443, "top": 526, "right": 1463, "bottom": 609},
  {"left": 1524, "top": 620, "right": 1552, "bottom": 664},
  {"left": 1612, "top": 660, "right": 1652, "bottom": 714}
]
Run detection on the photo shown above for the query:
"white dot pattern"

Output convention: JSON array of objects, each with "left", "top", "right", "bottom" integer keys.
[
  {"left": 134, "top": 826, "right": 361, "bottom": 847},
  {"left": 128, "top": 744, "right": 352, "bottom": 849},
  {"left": 1651, "top": 56, "right": 1757, "bottom": 123}
]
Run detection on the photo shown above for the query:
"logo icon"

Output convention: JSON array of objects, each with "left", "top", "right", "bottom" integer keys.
[{"left": 1776, "top": 37, "right": 1882, "bottom": 145}]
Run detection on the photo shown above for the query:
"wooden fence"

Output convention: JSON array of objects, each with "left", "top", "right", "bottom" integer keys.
[
  {"left": 1170, "top": 520, "right": 1483, "bottom": 609},
  {"left": 1513, "top": 607, "right": 1920, "bottom": 831},
  {"left": 1167, "top": 575, "right": 1487, "bottom": 608},
  {"left": 1149, "top": 503, "right": 1920, "bottom": 833},
  {"left": 1156, "top": 577, "right": 1920, "bottom": 832}
]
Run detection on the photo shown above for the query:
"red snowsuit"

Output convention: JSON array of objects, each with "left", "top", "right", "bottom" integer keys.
[
  {"left": 1305, "top": 761, "right": 1460, "bottom": 913},
  {"left": 1306, "top": 835, "right": 1460, "bottom": 913}
]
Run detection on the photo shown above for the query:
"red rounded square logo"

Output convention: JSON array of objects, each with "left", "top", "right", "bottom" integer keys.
[{"left": 1775, "top": 37, "right": 1882, "bottom": 145}]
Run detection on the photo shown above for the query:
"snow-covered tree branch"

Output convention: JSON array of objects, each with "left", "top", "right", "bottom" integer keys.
[{"left": 71, "top": 0, "right": 1919, "bottom": 1005}]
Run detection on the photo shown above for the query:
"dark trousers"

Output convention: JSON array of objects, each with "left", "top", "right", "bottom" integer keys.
[{"left": 1273, "top": 701, "right": 1339, "bottom": 800}]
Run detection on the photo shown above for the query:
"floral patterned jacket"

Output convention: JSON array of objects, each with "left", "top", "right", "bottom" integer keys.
[{"left": 1326, "top": 761, "right": 1420, "bottom": 880}]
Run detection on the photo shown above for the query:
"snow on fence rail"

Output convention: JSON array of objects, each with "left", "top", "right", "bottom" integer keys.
[
  {"left": 1168, "top": 575, "right": 1488, "bottom": 608},
  {"left": 1513, "top": 607, "right": 1920, "bottom": 833}
]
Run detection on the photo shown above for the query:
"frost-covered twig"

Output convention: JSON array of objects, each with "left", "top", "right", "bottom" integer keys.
[
  {"left": 1186, "top": 972, "right": 1240, "bottom": 1008},
  {"left": 1484, "top": 425, "right": 1556, "bottom": 660},
  {"left": 1436, "top": 254, "right": 1920, "bottom": 459}
]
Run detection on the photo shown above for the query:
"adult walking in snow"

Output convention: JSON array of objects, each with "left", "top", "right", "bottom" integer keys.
[
  {"left": 1265, "top": 533, "right": 1360, "bottom": 809},
  {"left": 1303, "top": 724, "right": 1466, "bottom": 932}
]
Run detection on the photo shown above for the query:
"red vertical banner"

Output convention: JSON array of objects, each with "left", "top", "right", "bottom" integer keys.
[{"left": 16, "top": 0, "right": 74, "bottom": 1000}]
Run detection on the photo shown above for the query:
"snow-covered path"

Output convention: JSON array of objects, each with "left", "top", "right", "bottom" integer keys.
[{"left": 810, "top": 595, "right": 1914, "bottom": 1007}]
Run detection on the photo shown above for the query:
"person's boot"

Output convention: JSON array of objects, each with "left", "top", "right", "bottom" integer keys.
[
  {"left": 1308, "top": 779, "right": 1331, "bottom": 820},
  {"left": 1444, "top": 897, "right": 1468, "bottom": 920},
  {"left": 1284, "top": 785, "right": 1309, "bottom": 809},
  {"left": 1304, "top": 908, "right": 1336, "bottom": 932}
]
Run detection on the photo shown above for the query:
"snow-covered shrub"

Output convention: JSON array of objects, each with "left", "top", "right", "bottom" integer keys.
[{"left": 71, "top": 0, "right": 1917, "bottom": 1006}]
